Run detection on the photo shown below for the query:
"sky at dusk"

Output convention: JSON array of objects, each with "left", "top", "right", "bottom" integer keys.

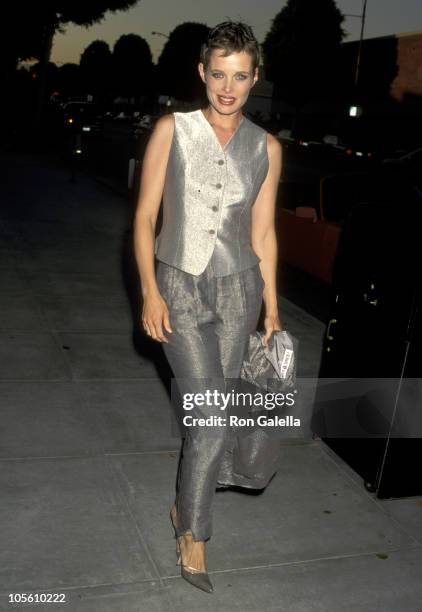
[{"left": 51, "top": 0, "right": 422, "bottom": 67}]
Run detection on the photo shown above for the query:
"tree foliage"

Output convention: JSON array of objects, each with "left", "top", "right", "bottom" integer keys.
[
  {"left": 262, "top": 0, "right": 346, "bottom": 108},
  {"left": 1, "top": 6, "right": 46, "bottom": 81},
  {"left": 2, "top": 1, "right": 140, "bottom": 67},
  {"left": 30, "top": 61, "right": 59, "bottom": 90},
  {"left": 156, "top": 22, "right": 209, "bottom": 103},
  {"left": 1, "top": 1, "right": 140, "bottom": 133},
  {"left": 112, "top": 34, "right": 154, "bottom": 97},
  {"left": 57, "top": 63, "right": 82, "bottom": 98},
  {"left": 80, "top": 40, "right": 112, "bottom": 98}
]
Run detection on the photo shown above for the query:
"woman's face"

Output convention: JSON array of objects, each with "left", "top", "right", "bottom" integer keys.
[{"left": 198, "top": 49, "right": 258, "bottom": 115}]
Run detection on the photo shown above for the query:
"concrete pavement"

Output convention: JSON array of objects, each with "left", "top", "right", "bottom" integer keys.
[{"left": 1, "top": 152, "right": 421, "bottom": 611}]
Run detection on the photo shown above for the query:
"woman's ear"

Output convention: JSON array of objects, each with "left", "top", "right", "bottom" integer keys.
[{"left": 198, "top": 62, "right": 206, "bottom": 84}]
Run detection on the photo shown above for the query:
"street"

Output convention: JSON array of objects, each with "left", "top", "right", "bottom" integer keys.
[{"left": 74, "top": 119, "right": 376, "bottom": 207}]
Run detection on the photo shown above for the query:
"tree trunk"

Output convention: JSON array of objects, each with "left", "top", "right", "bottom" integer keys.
[{"left": 33, "top": 20, "right": 55, "bottom": 134}]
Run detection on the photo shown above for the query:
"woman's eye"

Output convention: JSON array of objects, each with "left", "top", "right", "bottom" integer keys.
[{"left": 211, "top": 73, "right": 248, "bottom": 80}]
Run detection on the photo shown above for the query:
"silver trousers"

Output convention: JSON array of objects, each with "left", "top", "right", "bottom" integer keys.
[{"left": 156, "top": 258, "right": 264, "bottom": 541}]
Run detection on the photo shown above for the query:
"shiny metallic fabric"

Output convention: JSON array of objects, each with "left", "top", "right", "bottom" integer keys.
[
  {"left": 154, "top": 109, "right": 269, "bottom": 276},
  {"left": 240, "top": 330, "right": 299, "bottom": 392},
  {"left": 156, "top": 258, "right": 265, "bottom": 541}
]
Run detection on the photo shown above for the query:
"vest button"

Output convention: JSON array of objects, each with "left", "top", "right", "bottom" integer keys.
[
  {"left": 218, "top": 159, "right": 224, "bottom": 165},
  {"left": 211, "top": 206, "right": 218, "bottom": 212},
  {"left": 208, "top": 229, "right": 215, "bottom": 235},
  {"left": 216, "top": 183, "right": 222, "bottom": 189}
]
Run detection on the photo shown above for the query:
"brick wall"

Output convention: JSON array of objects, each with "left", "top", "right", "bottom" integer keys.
[{"left": 390, "top": 31, "right": 422, "bottom": 102}]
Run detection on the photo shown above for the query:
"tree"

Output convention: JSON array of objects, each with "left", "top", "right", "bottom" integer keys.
[
  {"left": 112, "top": 34, "right": 153, "bottom": 99},
  {"left": 57, "top": 63, "right": 82, "bottom": 99},
  {"left": 1, "top": 5, "right": 46, "bottom": 71},
  {"left": 262, "top": 0, "right": 346, "bottom": 110},
  {"left": 0, "top": 5, "right": 47, "bottom": 120},
  {"left": 30, "top": 61, "right": 60, "bottom": 96},
  {"left": 156, "top": 22, "right": 209, "bottom": 104},
  {"left": 3, "top": 1, "right": 140, "bottom": 129},
  {"left": 80, "top": 40, "right": 112, "bottom": 100}
]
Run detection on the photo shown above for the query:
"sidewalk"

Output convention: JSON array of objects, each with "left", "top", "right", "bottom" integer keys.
[{"left": 0, "top": 153, "right": 421, "bottom": 611}]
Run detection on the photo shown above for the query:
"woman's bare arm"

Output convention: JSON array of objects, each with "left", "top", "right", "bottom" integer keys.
[
  {"left": 133, "top": 113, "right": 174, "bottom": 342},
  {"left": 251, "top": 132, "right": 283, "bottom": 343}
]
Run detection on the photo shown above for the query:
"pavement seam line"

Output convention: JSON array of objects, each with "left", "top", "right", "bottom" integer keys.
[
  {"left": 162, "top": 544, "right": 422, "bottom": 579},
  {"left": 102, "top": 454, "right": 168, "bottom": 590}
]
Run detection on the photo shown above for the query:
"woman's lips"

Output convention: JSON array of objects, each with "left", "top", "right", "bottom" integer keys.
[{"left": 217, "top": 95, "right": 236, "bottom": 105}]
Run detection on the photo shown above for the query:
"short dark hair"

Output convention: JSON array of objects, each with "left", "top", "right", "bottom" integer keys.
[{"left": 200, "top": 21, "right": 260, "bottom": 73}]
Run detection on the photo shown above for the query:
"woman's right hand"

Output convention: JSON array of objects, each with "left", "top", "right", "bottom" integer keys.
[{"left": 142, "top": 291, "right": 173, "bottom": 343}]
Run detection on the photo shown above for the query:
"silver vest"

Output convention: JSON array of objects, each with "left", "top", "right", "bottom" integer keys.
[{"left": 154, "top": 109, "right": 269, "bottom": 276}]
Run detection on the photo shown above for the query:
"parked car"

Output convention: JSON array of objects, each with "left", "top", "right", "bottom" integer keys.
[
  {"left": 310, "top": 134, "right": 376, "bottom": 162},
  {"left": 133, "top": 113, "right": 157, "bottom": 137},
  {"left": 277, "top": 205, "right": 341, "bottom": 284},
  {"left": 62, "top": 102, "right": 104, "bottom": 134},
  {"left": 278, "top": 152, "right": 422, "bottom": 284},
  {"left": 300, "top": 134, "right": 348, "bottom": 160},
  {"left": 344, "top": 143, "right": 374, "bottom": 161},
  {"left": 276, "top": 128, "right": 296, "bottom": 150},
  {"left": 114, "top": 111, "right": 132, "bottom": 122},
  {"left": 382, "top": 147, "right": 422, "bottom": 195}
]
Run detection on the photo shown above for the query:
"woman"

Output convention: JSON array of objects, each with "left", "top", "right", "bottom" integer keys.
[{"left": 133, "top": 21, "right": 283, "bottom": 593}]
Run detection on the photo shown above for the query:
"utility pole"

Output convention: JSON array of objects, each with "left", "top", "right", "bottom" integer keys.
[
  {"left": 344, "top": 0, "right": 368, "bottom": 89},
  {"left": 354, "top": 0, "right": 368, "bottom": 88},
  {"left": 344, "top": 0, "right": 368, "bottom": 116}
]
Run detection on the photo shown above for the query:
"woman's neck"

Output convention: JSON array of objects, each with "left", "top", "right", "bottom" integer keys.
[{"left": 201, "top": 106, "right": 244, "bottom": 132}]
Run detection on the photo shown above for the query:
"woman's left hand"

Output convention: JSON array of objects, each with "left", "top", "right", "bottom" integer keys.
[{"left": 263, "top": 313, "right": 283, "bottom": 346}]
